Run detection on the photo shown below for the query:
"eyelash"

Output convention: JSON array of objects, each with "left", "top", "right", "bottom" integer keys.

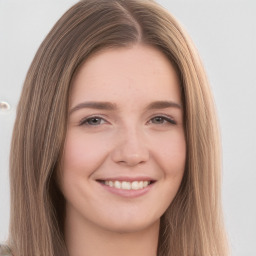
[
  {"left": 79, "top": 115, "right": 177, "bottom": 126},
  {"left": 148, "top": 115, "right": 177, "bottom": 125},
  {"left": 79, "top": 115, "right": 107, "bottom": 126}
]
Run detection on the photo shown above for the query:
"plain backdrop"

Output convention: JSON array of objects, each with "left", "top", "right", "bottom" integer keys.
[{"left": 0, "top": 0, "right": 255, "bottom": 255}]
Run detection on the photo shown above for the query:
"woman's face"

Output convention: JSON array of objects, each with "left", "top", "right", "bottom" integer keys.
[{"left": 59, "top": 44, "right": 186, "bottom": 234}]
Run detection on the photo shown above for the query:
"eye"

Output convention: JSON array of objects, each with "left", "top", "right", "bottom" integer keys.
[
  {"left": 149, "top": 115, "right": 176, "bottom": 125},
  {"left": 79, "top": 116, "right": 107, "bottom": 126}
]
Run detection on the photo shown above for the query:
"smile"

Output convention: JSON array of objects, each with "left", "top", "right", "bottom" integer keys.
[
  {"left": 102, "top": 180, "right": 151, "bottom": 190},
  {"left": 96, "top": 177, "right": 156, "bottom": 197}
]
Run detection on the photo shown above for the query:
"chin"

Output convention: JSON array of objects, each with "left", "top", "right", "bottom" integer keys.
[{"left": 97, "top": 216, "right": 160, "bottom": 234}]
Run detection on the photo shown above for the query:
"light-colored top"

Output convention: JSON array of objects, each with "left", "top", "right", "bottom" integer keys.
[{"left": 0, "top": 245, "right": 12, "bottom": 256}]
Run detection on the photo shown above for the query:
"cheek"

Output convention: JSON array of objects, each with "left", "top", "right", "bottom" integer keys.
[
  {"left": 61, "top": 131, "right": 109, "bottom": 178},
  {"left": 151, "top": 129, "right": 186, "bottom": 176}
]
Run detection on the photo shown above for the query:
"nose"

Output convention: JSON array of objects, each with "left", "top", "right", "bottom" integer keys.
[{"left": 111, "top": 128, "right": 150, "bottom": 167}]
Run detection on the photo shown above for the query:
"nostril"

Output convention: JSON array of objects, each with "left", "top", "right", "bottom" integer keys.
[
  {"left": 110, "top": 136, "right": 150, "bottom": 166},
  {"left": 114, "top": 153, "right": 149, "bottom": 167}
]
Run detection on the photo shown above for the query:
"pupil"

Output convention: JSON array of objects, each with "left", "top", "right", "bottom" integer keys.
[
  {"left": 154, "top": 117, "right": 163, "bottom": 123},
  {"left": 90, "top": 118, "right": 100, "bottom": 124}
]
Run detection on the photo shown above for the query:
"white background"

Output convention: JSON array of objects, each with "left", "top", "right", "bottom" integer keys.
[{"left": 0, "top": 0, "right": 255, "bottom": 255}]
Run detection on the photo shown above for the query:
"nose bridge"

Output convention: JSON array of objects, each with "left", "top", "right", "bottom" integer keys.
[{"left": 111, "top": 122, "right": 149, "bottom": 166}]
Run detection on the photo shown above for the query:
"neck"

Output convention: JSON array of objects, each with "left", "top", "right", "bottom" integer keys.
[{"left": 64, "top": 210, "right": 159, "bottom": 256}]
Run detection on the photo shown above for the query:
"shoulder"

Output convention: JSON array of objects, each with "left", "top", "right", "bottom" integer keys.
[{"left": 0, "top": 244, "right": 12, "bottom": 256}]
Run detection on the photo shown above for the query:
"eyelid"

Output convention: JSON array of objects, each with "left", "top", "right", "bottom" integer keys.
[
  {"left": 79, "top": 115, "right": 108, "bottom": 126},
  {"left": 77, "top": 113, "right": 177, "bottom": 126},
  {"left": 148, "top": 114, "right": 177, "bottom": 125}
]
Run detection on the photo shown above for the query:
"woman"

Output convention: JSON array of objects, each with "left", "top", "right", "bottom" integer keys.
[{"left": 1, "top": 0, "right": 229, "bottom": 255}]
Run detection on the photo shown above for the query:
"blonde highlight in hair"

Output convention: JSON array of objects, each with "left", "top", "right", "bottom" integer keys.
[{"left": 7, "top": 0, "right": 229, "bottom": 255}]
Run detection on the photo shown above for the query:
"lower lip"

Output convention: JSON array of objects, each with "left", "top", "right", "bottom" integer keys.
[{"left": 98, "top": 182, "right": 154, "bottom": 198}]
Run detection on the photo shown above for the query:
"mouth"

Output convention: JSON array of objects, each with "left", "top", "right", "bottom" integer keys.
[{"left": 96, "top": 180, "right": 155, "bottom": 190}]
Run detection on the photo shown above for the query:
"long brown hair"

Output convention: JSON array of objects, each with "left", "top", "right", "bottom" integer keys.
[{"left": 7, "top": 0, "right": 229, "bottom": 255}]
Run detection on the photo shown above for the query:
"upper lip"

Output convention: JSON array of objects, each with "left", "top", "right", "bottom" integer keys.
[{"left": 96, "top": 176, "right": 156, "bottom": 182}]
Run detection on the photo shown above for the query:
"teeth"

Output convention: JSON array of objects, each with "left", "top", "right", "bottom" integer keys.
[
  {"left": 103, "top": 180, "right": 150, "bottom": 190},
  {"left": 114, "top": 181, "right": 121, "bottom": 189},
  {"left": 131, "top": 181, "right": 139, "bottom": 190},
  {"left": 121, "top": 181, "right": 131, "bottom": 190}
]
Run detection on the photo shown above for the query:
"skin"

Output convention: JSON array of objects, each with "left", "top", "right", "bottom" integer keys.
[{"left": 59, "top": 44, "right": 186, "bottom": 256}]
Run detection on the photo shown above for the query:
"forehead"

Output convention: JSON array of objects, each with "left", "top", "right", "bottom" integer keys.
[{"left": 70, "top": 44, "right": 181, "bottom": 108}]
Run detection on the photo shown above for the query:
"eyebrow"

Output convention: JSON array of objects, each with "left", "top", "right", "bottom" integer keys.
[
  {"left": 69, "top": 101, "right": 117, "bottom": 114},
  {"left": 145, "top": 101, "right": 182, "bottom": 110},
  {"left": 69, "top": 100, "right": 182, "bottom": 115}
]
